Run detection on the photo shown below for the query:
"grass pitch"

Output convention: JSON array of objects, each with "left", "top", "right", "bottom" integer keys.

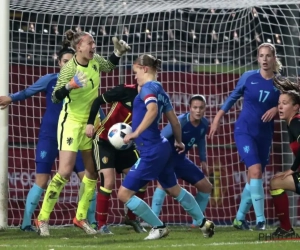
[{"left": 1, "top": 225, "right": 299, "bottom": 250}]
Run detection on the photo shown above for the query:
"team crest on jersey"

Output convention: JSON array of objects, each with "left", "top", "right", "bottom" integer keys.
[
  {"left": 92, "top": 65, "right": 97, "bottom": 72},
  {"left": 67, "top": 137, "right": 73, "bottom": 146},
  {"left": 40, "top": 150, "right": 47, "bottom": 159},
  {"left": 102, "top": 156, "right": 108, "bottom": 164}
]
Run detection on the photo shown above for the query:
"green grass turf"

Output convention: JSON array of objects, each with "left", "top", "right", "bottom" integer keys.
[{"left": 1, "top": 226, "right": 300, "bottom": 250}]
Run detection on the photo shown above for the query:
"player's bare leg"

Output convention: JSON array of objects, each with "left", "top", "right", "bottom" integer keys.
[{"left": 165, "top": 184, "right": 214, "bottom": 238}]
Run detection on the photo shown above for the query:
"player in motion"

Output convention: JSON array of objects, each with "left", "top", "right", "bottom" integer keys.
[
  {"left": 85, "top": 83, "right": 147, "bottom": 234},
  {"left": 0, "top": 44, "right": 102, "bottom": 231},
  {"left": 209, "top": 43, "right": 282, "bottom": 230},
  {"left": 118, "top": 54, "right": 214, "bottom": 240},
  {"left": 151, "top": 94, "right": 212, "bottom": 227},
  {"left": 35, "top": 29, "right": 130, "bottom": 236},
  {"left": 268, "top": 76, "right": 300, "bottom": 237}
]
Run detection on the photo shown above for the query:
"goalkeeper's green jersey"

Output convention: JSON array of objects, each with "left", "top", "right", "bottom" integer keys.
[{"left": 52, "top": 54, "right": 115, "bottom": 123}]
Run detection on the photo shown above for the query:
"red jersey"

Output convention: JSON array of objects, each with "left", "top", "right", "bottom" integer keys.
[{"left": 94, "top": 84, "right": 138, "bottom": 141}]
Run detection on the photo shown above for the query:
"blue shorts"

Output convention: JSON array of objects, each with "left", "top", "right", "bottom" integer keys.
[
  {"left": 234, "top": 132, "right": 271, "bottom": 172},
  {"left": 174, "top": 156, "right": 205, "bottom": 185},
  {"left": 35, "top": 138, "right": 85, "bottom": 174},
  {"left": 122, "top": 140, "right": 177, "bottom": 192}
]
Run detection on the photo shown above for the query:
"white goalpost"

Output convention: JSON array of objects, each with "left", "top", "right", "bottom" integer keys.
[
  {"left": 5, "top": 0, "right": 300, "bottom": 227},
  {"left": 0, "top": 0, "right": 9, "bottom": 230}
]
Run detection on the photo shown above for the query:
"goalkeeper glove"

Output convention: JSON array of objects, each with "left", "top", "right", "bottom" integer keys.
[
  {"left": 112, "top": 37, "right": 131, "bottom": 57},
  {"left": 66, "top": 70, "right": 88, "bottom": 90}
]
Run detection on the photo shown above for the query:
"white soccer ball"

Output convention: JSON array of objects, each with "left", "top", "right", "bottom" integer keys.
[{"left": 108, "top": 122, "right": 133, "bottom": 150}]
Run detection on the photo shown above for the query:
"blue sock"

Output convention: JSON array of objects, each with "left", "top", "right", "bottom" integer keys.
[
  {"left": 236, "top": 183, "right": 252, "bottom": 221},
  {"left": 192, "top": 192, "right": 210, "bottom": 225},
  {"left": 21, "top": 183, "right": 44, "bottom": 228},
  {"left": 175, "top": 188, "right": 204, "bottom": 226},
  {"left": 87, "top": 192, "right": 96, "bottom": 224},
  {"left": 250, "top": 179, "right": 265, "bottom": 224},
  {"left": 126, "top": 195, "right": 163, "bottom": 227},
  {"left": 151, "top": 188, "right": 167, "bottom": 217}
]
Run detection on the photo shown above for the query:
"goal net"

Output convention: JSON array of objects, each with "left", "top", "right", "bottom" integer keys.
[{"left": 8, "top": 0, "right": 300, "bottom": 227}]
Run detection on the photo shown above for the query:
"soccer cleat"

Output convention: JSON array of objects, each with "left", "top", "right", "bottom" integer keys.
[
  {"left": 20, "top": 225, "right": 35, "bottom": 232},
  {"left": 144, "top": 224, "right": 169, "bottom": 240},
  {"left": 255, "top": 221, "right": 266, "bottom": 231},
  {"left": 34, "top": 219, "right": 50, "bottom": 236},
  {"left": 200, "top": 219, "right": 215, "bottom": 238},
  {"left": 233, "top": 218, "right": 251, "bottom": 230},
  {"left": 124, "top": 215, "right": 147, "bottom": 233},
  {"left": 272, "top": 227, "right": 295, "bottom": 237},
  {"left": 98, "top": 225, "right": 114, "bottom": 235},
  {"left": 73, "top": 217, "right": 97, "bottom": 235}
]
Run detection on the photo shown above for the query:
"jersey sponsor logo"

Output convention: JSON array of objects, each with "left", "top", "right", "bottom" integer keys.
[
  {"left": 102, "top": 156, "right": 108, "bottom": 164},
  {"left": 66, "top": 137, "right": 73, "bottom": 146},
  {"left": 40, "top": 150, "right": 47, "bottom": 159},
  {"left": 183, "top": 131, "right": 190, "bottom": 134},
  {"left": 243, "top": 145, "right": 250, "bottom": 153},
  {"left": 251, "top": 81, "right": 259, "bottom": 84}
]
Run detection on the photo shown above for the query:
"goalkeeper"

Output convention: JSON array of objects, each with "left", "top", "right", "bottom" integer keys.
[
  {"left": 0, "top": 44, "right": 103, "bottom": 231},
  {"left": 35, "top": 29, "right": 130, "bottom": 236},
  {"left": 151, "top": 95, "right": 213, "bottom": 229}
]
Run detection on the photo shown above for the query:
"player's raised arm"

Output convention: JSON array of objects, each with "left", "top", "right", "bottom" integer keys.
[
  {"left": 0, "top": 74, "right": 56, "bottom": 109},
  {"left": 209, "top": 72, "right": 247, "bottom": 138}
]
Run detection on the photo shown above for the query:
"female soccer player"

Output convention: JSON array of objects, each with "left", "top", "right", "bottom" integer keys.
[
  {"left": 151, "top": 94, "right": 212, "bottom": 227},
  {"left": 0, "top": 44, "right": 102, "bottom": 231},
  {"left": 34, "top": 29, "right": 130, "bottom": 236},
  {"left": 268, "top": 76, "right": 300, "bottom": 237},
  {"left": 209, "top": 43, "right": 282, "bottom": 230},
  {"left": 118, "top": 54, "right": 214, "bottom": 240},
  {"left": 86, "top": 83, "right": 147, "bottom": 234}
]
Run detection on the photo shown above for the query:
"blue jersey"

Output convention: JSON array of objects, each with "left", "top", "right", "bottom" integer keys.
[
  {"left": 10, "top": 73, "right": 105, "bottom": 140},
  {"left": 132, "top": 81, "right": 173, "bottom": 149},
  {"left": 161, "top": 113, "right": 209, "bottom": 161},
  {"left": 221, "top": 69, "right": 279, "bottom": 138}
]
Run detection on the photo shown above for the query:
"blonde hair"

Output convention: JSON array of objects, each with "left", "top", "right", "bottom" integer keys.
[
  {"left": 257, "top": 43, "right": 282, "bottom": 73},
  {"left": 64, "top": 29, "right": 90, "bottom": 51}
]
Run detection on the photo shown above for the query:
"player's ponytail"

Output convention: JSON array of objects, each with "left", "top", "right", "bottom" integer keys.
[
  {"left": 134, "top": 54, "right": 161, "bottom": 71},
  {"left": 64, "top": 29, "right": 90, "bottom": 51},
  {"left": 57, "top": 36, "right": 75, "bottom": 61}
]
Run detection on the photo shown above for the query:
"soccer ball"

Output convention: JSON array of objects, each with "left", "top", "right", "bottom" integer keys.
[{"left": 108, "top": 123, "right": 133, "bottom": 150}]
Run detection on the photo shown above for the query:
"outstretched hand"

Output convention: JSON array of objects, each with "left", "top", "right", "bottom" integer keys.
[{"left": 112, "top": 37, "right": 131, "bottom": 57}]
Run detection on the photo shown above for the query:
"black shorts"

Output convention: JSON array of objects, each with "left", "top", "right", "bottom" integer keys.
[
  {"left": 92, "top": 139, "right": 139, "bottom": 174},
  {"left": 292, "top": 172, "right": 300, "bottom": 194}
]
